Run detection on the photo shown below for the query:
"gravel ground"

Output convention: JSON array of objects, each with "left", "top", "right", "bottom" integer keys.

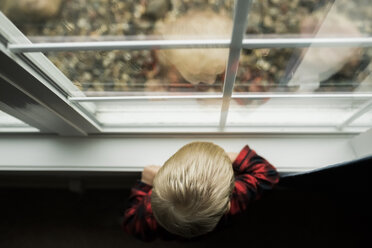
[{"left": 3, "top": 0, "right": 372, "bottom": 95}]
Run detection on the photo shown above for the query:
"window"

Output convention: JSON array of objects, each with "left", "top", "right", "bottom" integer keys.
[
  {"left": 0, "top": 0, "right": 371, "bottom": 174},
  {"left": 0, "top": 0, "right": 371, "bottom": 134}
]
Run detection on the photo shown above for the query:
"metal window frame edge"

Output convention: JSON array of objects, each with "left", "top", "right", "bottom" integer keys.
[
  {"left": 220, "top": 0, "right": 253, "bottom": 129},
  {"left": 7, "top": 37, "right": 372, "bottom": 53},
  {"left": 0, "top": 13, "right": 101, "bottom": 135}
]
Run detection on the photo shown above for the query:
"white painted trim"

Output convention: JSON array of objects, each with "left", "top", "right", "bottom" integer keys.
[
  {"left": 0, "top": 134, "right": 357, "bottom": 173},
  {"left": 7, "top": 37, "right": 372, "bottom": 53},
  {"left": 349, "top": 127, "right": 372, "bottom": 158},
  {"left": 0, "top": 128, "right": 39, "bottom": 132},
  {"left": 69, "top": 93, "right": 372, "bottom": 102}
]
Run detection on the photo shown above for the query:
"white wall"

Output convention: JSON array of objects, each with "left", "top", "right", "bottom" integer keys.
[{"left": 350, "top": 128, "right": 372, "bottom": 158}]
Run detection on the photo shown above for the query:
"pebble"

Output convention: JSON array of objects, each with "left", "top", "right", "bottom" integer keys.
[
  {"left": 268, "top": 7, "right": 280, "bottom": 17},
  {"left": 145, "top": 0, "right": 170, "bottom": 19},
  {"left": 275, "top": 22, "right": 287, "bottom": 33},
  {"left": 247, "top": 12, "right": 261, "bottom": 31},
  {"left": 82, "top": 72, "right": 92, "bottom": 82},
  {"left": 121, "top": 73, "right": 129, "bottom": 82},
  {"left": 270, "top": 0, "right": 281, "bottom": 5},
  {"left": 256, "top": 59, "right": 270, "bottom": 71},
  {"left": 263, "top": 15, "right": 273, "bottom": 28},
  {"left": 63, "top": 21, "right": 75, "bottom": 32},
  {"left": 134, "top": 4, "right": 145, "bottom": 19},
  {"left": 77, "top": 18, "right": 89, "bottom": 29}
]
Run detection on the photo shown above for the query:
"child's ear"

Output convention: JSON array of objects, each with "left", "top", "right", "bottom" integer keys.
[{"left": 227, "top": 152, "right": 238, "bottom": 162}]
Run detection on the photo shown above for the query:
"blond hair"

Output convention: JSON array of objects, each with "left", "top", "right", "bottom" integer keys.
[{"left": 151, "top": 142, "right": 234, "bottom": 238}]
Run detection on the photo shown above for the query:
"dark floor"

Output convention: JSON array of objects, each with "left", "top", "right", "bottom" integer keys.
[{"left": 0, "top": 183, "right": 370, "bottom": 248}]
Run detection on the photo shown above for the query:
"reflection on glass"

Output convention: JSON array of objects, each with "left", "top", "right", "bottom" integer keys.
[
  {"left": 94, "top": 99, "right": 221, "bottom": 126},
  {"left": 46, "top": 49, "right": 227, "bottom": 94},
  {"left": 246, "top": 0, "right": 371, "bottom": 35},
  {"left": 286, "top": 0, "right": 371, "bottom": 93},
  {"left": 289, "top": 48, "right": 371, "bottom": 93},
  {"left": 155, "top": 10, "right": 231, "bottom": 85},
  {"left": 234, "top": 48, "right": 371, "bottom": 94},
  {"left": 236, "top": 0, "right": 372, "bottom": 97}
]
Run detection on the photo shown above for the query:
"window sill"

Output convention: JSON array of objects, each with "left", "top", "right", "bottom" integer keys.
[{"left": 1, "top": 133, "right": 370, "bottom": 172}]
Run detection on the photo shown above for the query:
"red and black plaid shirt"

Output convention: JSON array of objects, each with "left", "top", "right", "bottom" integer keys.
[{"left": 123, "top": 145, "right": 280, "bottom": 241}]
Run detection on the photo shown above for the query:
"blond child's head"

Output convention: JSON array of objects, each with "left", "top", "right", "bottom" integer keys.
[{"left": 151, "top": 142, "right": 234, "bottom": 238}]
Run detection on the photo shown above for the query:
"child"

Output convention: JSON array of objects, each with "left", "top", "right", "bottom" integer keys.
[{"left": 123, "top": 142, "right": 279, "bottom": 241}]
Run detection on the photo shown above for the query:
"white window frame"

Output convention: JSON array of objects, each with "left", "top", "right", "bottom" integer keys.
[{"left": 0, "top": 0, "right": 372, "bottom": 135}]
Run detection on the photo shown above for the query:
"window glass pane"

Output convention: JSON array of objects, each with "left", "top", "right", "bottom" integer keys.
[
  {"left": 45, "top": 49, "right": 227, "bottom": 94},
  {"left": 0, "top": 0, "right": 233, "bottom": 40},
  {"left": 350, "top": 72, "right": 372, "bottom": 127},
  {"left": 91, "top": 99, "right": 221, "bottom": 127},
  {"left": 0, "top": 110, "right": 39, "bottom": 131},
  {"left": 226, "top": 98, "right": 371, "bottom": 130},
  {"left": 230, "top": 44, "right": 372, "bottom": 130},
  {"left": 235, "top": 48, "right": 372, "bottom": 93},
  {"left": 246, "top": 0, "right": 371, "bottom": 36}
]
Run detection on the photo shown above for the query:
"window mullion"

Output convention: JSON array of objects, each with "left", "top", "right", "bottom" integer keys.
[
  {"left": 219, "top": 0, "right": 252, "bottom": 130},
  {"left": 7, "top": 37, "right": 372, "bottom": 53},
  {"left": 0, "top": 13, "right": 101, "bottom": 135}
]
